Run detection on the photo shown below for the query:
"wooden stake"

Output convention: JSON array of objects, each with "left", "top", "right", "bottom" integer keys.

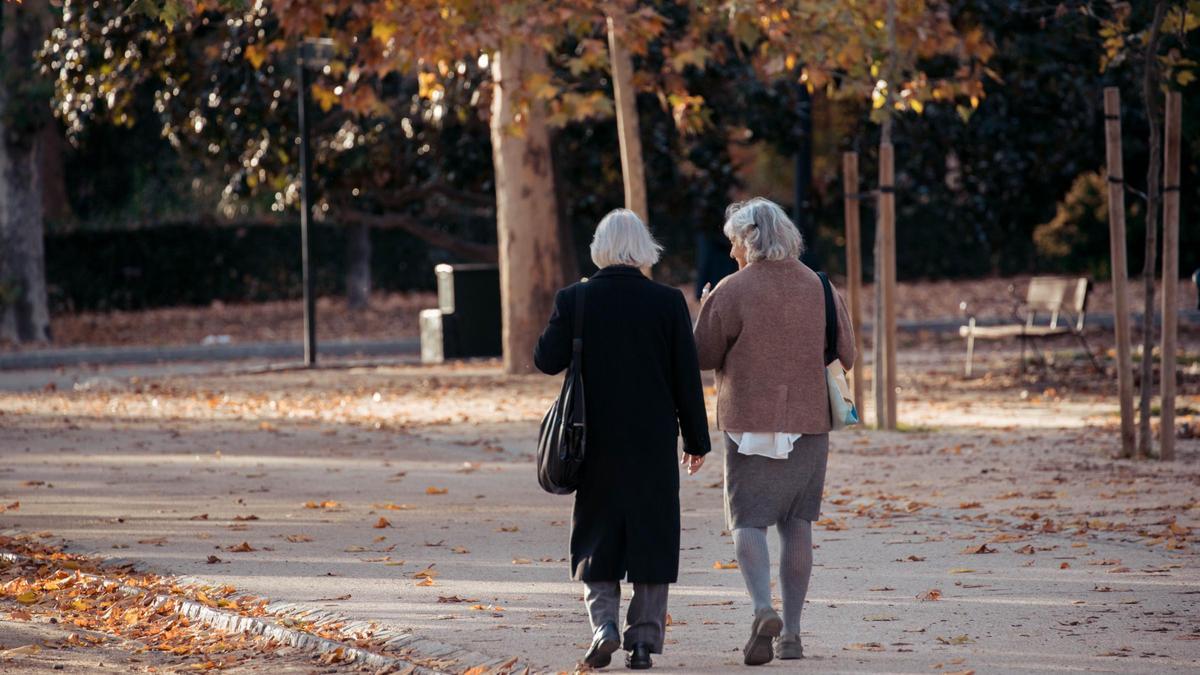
[
  {"left": 842, "top": 152, "right": 865, "bottom": 411},
  {"left": 1160, "top": 90, "right": 1181, "bottom": 461},
  {"left": 606, "top": 15, "right": 648, "bottom": 227},
  {"left": 880, "top": 142, "right": 898, "bottom": 430},
  {"left": 1103, "top": 87, "right": 1136, "bottom": 458}
]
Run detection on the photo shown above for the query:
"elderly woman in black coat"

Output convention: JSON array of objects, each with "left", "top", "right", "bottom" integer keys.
[{"left": 534, "top": 208, "right": 711, "bottom": 671}]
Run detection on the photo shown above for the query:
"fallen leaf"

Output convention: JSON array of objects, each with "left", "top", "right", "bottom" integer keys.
[
  {"left": 936, "top": 634, "right": 974, "bottom": 645},
  {"left": 206, "top": 555, "right": 222, "bottom": 564},
  {"left": 374, "top": 517, "right": 392, "bottom": 529},
  {"left": 225, "top": 542, "right": 255, "bottom": 552},
  {"left": 15, "top": 590, "right": 38, "bottom": 605},
  {"left": 413, "top": 566, "right": 439, "bottom": 580},
  {"left": 425, "top": 487, "right": 448, "bottom": 495},
  {"left": 962, "top": 543, "right": 996, "bottom": 555},
  {"left": 917, "top": 589, "right": 942, "bottom": 602},
  {"left": 512, "top": 558, "right": 532, "bottom": 564},
  {"left": 451, "top": 546, "right": 470, "bottom": 554},
  {"left": 845, "top": 642, "right": 885, "bottom": 652},
  {"left": 285, "top": 534, "right": 313, "bottom": 543},
  {"left": 713, "top": 560, "right": 739, "bottom": 570},
  {"left": 232, "top": 514, "right": 259, "bottom": 521},
  {"left": 373, "top": 503, "right": 412, "bottom": 511},
  {"left": 436, "top": 595, "right": 478, "bottom": 603}
]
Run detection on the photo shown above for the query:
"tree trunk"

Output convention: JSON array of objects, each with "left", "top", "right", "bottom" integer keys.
[
  {"left": 0, "top": 1, "right": 51, "bottom": 344},
  {"left": 345, "top": 219, "right": 371, "bottom": 310},
  {"left": 490, "top": 39, "right": 565, "bottom": 374},
  {"left": 551, "top": 134, "right": 580, "bottom": 283},
  {"left": 38, "top": 123, "right": 72, "bottom": 223},
  {"left": 793, "top": 82, "right": 815, "bottom": 266},
  {"left": 1137, "top": 1, "right": 1167, "bottom": 458}
]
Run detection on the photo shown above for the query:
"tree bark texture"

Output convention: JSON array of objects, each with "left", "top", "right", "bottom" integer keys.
[
  {"left": 345, "top": 218, "right": 371, "bottom": 310},
  {"left": 1137, "top": 1, "right": 1167, "bottom": 458},
  {"left": 0, "top": 0, "right": 51, "bottom": 344},
  {"left": 490, "top": 39, "right": 565, "bottom": 374}
]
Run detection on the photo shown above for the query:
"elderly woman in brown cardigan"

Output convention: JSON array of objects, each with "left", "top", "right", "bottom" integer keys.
[{"left": 693, "top": 197, "right": 855, "bottom": 666}]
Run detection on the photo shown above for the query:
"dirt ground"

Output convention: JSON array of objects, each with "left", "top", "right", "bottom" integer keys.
[
  {"left": 1, "top": 341, "right": 1198, "bottom": 673},
  {"left": 11, "top": 276, "right": 1197, "bottom": 352}
]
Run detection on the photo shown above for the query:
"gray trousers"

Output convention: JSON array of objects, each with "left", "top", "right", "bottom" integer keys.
[{"left": 583, "top": 581, "right": 669, "bottom": 653}]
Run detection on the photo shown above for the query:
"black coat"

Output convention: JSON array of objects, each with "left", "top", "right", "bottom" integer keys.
[{"left": 534, "top": 265, "right": 711, "bottom": 583}]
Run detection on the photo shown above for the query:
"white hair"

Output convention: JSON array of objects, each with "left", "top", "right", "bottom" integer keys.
[
  {"left": 722, "top": 197, "right": 804, "bottom": 263},
  {"left": 590, "top": 208, "right": 663, "bottom": 269}
]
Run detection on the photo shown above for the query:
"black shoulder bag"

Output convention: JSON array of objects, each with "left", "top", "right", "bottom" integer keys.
[{"left": 536, "top": 284, "right": 586, "bottom": 494}]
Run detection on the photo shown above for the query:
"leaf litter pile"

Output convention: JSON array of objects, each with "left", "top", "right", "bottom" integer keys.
[{"left": 0, "top": 534, "right": 451, "bottom": 672}]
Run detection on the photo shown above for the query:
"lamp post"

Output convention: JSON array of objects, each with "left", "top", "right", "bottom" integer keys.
[{"left": 296, "top": 38, "right": 335, "bottom": 367}]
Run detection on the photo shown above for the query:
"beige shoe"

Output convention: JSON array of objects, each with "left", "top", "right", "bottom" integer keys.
[
  {"left": 775, "top": 633, "right": 804, "bottom": 660},
  {"left": 743, "top": 607, "right": 783, "bottom": 666}
]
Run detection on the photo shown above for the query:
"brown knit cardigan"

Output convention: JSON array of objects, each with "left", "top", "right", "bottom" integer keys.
[{"left": 693, "top": 258, "right": 856, "bottom": 434}]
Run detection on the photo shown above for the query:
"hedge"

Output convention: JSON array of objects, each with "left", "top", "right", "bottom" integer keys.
[{"left": 45, "top": 223, "right": 437, "bottom": 312}]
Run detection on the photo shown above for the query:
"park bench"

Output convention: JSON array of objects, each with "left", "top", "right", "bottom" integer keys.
[{"left": 958, "top": 276, "right": 1101, "bottom": 376}]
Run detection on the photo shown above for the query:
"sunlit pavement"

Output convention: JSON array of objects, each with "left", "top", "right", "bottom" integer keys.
[{"left": 1, "top": 353, "right": 1198, "bottom": 673}]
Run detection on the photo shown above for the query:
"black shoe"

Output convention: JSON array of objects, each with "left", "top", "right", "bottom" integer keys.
[
  {"left": 743, "top": 607, "right": 783, "bottom": 666},
  {"left": 583, "top": 622, "right": 620, "bottom": 669},
  {"left": 625, "top": 643, "right": 653, "bottom": 670}
]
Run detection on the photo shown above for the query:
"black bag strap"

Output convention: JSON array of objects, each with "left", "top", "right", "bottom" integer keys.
[
  {"left": 572, "top": 283, "right": 586, "bottom": 357},
  {"left": 817, "top": 272, "right": 837, "bottom": 366}
]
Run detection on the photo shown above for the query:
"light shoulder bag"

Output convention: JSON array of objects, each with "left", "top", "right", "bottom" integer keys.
[{"left": 817, "top": 272, "right": 860, "bottom": 430}]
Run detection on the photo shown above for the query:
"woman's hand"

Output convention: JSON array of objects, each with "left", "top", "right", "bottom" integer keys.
[
  {"left": 681, "top": 453, "right": 705, "bottom": 475},
  {"left": 699, "top": 282, "right": 712, "bottom": 305}
]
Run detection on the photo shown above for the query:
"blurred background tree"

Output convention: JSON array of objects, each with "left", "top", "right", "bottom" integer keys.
[{"left": 5, "top": 0, "right": 1195, "bottom": 350}]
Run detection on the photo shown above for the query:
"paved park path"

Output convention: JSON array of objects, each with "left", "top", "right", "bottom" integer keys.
[{"left": 1, "top": 351, "right": 1198, "bottom": 673}]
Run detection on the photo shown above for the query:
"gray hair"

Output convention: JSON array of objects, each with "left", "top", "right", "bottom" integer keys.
[
  {"left": 590, "top": 208, "right": 663, "bottom": 269},
  {"left": 722, "top": 197, "right": 804, "bottom": 263}
]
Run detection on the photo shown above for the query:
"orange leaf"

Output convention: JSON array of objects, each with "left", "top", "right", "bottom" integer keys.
[
  {"left": 413, "top": 566, "right": 439, "bottom": 580},
  {"left": 373, "top": 517, "right": 392, "bottom": 529}
]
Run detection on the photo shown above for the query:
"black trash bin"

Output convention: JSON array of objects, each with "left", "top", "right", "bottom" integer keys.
[{"left": 420, "top": 263, "right": 501, "bottom": 362}]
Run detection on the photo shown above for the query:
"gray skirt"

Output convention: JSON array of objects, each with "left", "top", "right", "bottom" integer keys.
[{"left": 724, "top": 432, "right": 829, "bottom": 530}]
